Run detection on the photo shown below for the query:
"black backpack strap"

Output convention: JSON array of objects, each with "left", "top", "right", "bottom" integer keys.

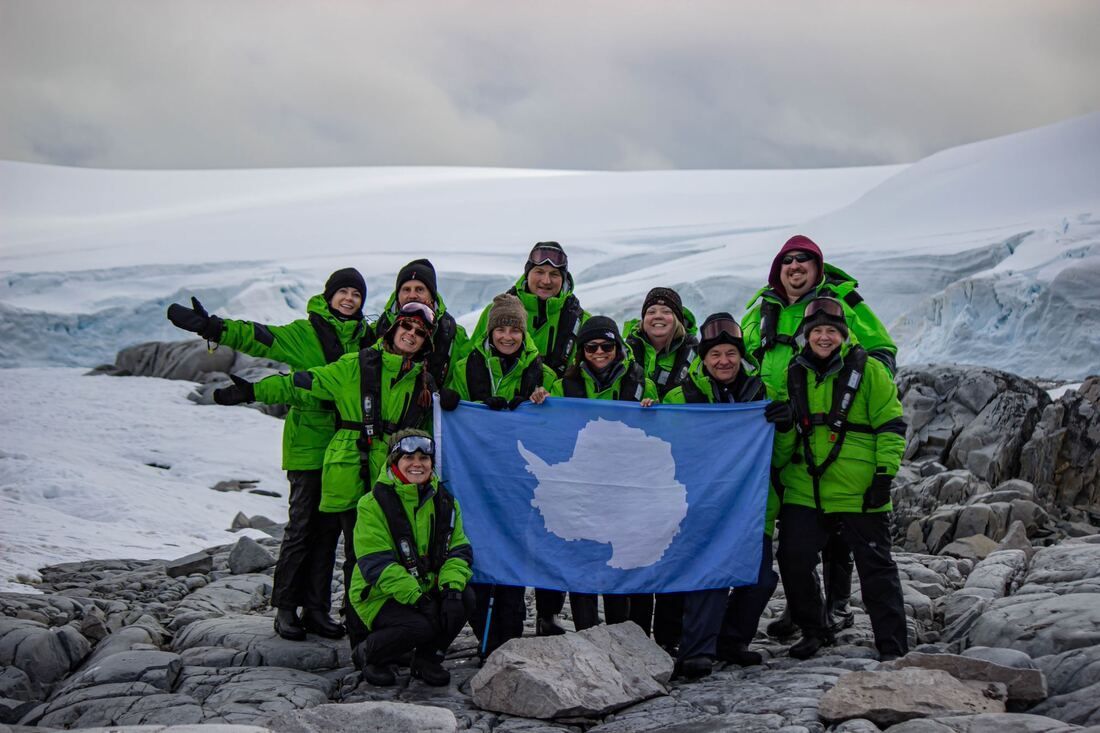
[
  {"left": 561, "top": 374, "right": 587, "bottom": 398},
  {"left": 518, "top": 357, "right": 544, "bottom": 400},
  {"left": 309, "top": 313, "right": 350, "bottom": 364},
  {"left": 618, "top": 362, "right": 645, "bottom": 402},
  {"left": 658, "top": 337, "right": 697, "bottom": 396},
  {"left": 545, "top": 296, "right": 584, "bottom": 376},
  {"left": 428, "top": 485, "right": 456, "bottom": 574},
  {"left": 349, "top": 348, "right": 384, "bottom": 484},
  {"left": 680, "top": 378, "right": 709, "bottom": 404},
  {"left": 627, "top": 335, "right": 647, "bottom": 374},
  {"left": 373, "top": 483, "right": 427, "bottom": 579},
  {"left": 426, "top": 314, "right": 457, "bottom": 386},
  {"left": 754, "top": 300, "right": 797, "bottom": 362},
  {"left": 736, "top": 374, "right": 766, "bottom": 403},
  {"left": 464, "top": 350, "right": 493, "bottom": 402}
]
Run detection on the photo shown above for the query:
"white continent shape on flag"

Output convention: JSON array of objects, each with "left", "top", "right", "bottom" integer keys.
[{"left": 518, "top": 418, "right": 688, "bottom": 569}]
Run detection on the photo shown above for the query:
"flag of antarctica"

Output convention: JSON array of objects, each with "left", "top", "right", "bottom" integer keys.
[{"left": 436, "top": 397, "right": 774, "bottom": 594}]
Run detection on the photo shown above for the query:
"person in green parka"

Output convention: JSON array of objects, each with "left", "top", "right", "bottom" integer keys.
[
  {"left": 371, "top": 259, "right": 468, "bottom": 389},
  {"left": 623, "top": 287, "right": 699, "bottom": 400},
  {"left": 468, "top": 241, "right": 589, "bottom": 635},
  {"left": 442, "top": 293, "right": 554, "bottom": 657},
  {"left": 742, "top": 234, "right": 897, "bottom": 638},
  {"left": 212, "top": 301, "right": 437, "bottom": 651},
  {"left": 551, "top": 315, "right": 657, "bottom": 633},
  {"left": 769, "top": 297, "right": 908, "bottom": 661},
  {"left": 662, "top": 312, "right": 789, "bottom": 679},
  {"left": 167, "top": 267, "right": 371, "bottom": 642},
  {"left": 347, "top": 429, "right": 473, "bottom": 687}
]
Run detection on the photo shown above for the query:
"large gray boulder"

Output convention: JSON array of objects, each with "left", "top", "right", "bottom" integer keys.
[
  {"left": 818, "top": 668, "right": 1006, "bottom": 726},
  {"left": 967, "top": 593, "right": 1100, "bottom": 657},
  {"left": 264, "top": 701, "right": 456, "bottom": 733},
  {"left": 470, "top": 622, "right": 672, "bottom": 719},
  {"left": 1020, "top": 376, "right": 1100, "bottom": 517},
  {"left": 883, "top": 652, "right": 1046, "bottom": 707},
  {"left": 20, "top": 683, "right": 205, "bottom": 728},
  {"left": 883, "top": 712, "right": 1082, "bottom": 732},
  {"left": 176, "top": 666, "right": 332, "bottom": 723},
  {"left": 227, "top": 538, "right": 276, "bottom": 576},
  {"left": 1034, "top": 645, "right": 1100, "bottom": 697},
  {"left": 0, "top": 617, "right": 92, "bottom": 699},
  {"left": 171, "top": 615, "right": 349, "bottom": 672},
  {"left": 1029, "top": 680, "right": 1100, "bottom": 726}
]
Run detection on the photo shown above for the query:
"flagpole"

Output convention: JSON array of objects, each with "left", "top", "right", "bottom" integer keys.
[{"left": 432, "top": 391, "right": 443, "bottom": 477}]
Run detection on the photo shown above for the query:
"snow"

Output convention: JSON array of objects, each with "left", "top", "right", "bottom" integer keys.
[
  {"left": 0, "top": 112, "right": 1098, "bottom": 589},
  {"left": 0, "top": 368, "right": 287, "bottom": 592}
]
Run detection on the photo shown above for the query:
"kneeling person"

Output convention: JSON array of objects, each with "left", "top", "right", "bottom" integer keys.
[{"left": 348, "top": 430, "right": 474, "bottom": 687}]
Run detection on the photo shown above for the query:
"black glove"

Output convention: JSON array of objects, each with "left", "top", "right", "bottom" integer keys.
[
  {"left": 484, "top": 396, "right": 508, "bottom": 411},
  {"left": 415, "top": 590, "right": 442, "bottom": 632},
  {"left": 439, "top": 587, "right": 466, "bottom": 632},
  {"left": 167, "top": 297, "right": 223, "bottom": 340},
  {"left": 438, "top": 388, "right": 460, "bottom": 411},
  {"left": 212, "top": 374, "right": 255, "bottom": 405},
  {"left": 507, "top": 396, "right": 526, "bottom": 410},
  {"left": 862, "top": 473, "right": 894, "bottom": 511},
  {"left": 764, "top": 400, "right": 794, "bottom": 432}
]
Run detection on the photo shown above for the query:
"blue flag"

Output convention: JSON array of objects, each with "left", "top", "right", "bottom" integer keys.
[{"left": 437, "top": 397, "right": 773, "bottom": 594}]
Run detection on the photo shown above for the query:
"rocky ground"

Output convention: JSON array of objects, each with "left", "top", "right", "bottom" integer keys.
[{"left": 1, "top": 347, "right": 1097, "bottom": 732}]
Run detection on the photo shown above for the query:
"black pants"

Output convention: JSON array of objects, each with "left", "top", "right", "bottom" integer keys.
[
  {"left": 822, "top": 529, "right": 854, "bottom": 609},
  {"left": 338, "top": 508, "right": 369, "bottom": 649},
  {"left": 535, "top": 588, "right": 565, "bottom": 618},
  {"left": 270, "top": 470, "right": 342, "bottom": 611},
  {"left": 469, "top": 583, "right": 526, "bottom": 656},
  {"left": 571, "top": 593, "right": 653, "bottom": 633},
  {"left": 678, "top": 535, "right": 777, "bottom": 661},
  {"left": 653, "top": 593, "right": 684, "bottom": 650},
  {"left": 359, "top": 591, "right": 472, "bottom": 666},
  {"left": 776, "top": 504, "right": 908, "bottom": 657}
]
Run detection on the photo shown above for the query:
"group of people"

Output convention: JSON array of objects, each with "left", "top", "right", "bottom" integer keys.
[{"left": 166, "top": 233, "right": 909, "bottom": 686}]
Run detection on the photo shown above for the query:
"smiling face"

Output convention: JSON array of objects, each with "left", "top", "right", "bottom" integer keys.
[
  {"left": 642, "top": 304, "right": 676, "bottom": 344},
  {"left": 491, "top": 325, "right": 524, "bottom": 356},
  {"left": 808, "top": 324, "right": 843, "bottom": 359},
  {"left": 396, "top": 451, "right": 432, "bottom": 484},
  {"left": 527, "top": 265, "right": 564, "bottom": 300},
  {"left": 329, "top": 287, "right": 363, "bottom": 317},
  {"left": 397, "top": 281, "right": 433, "bottom": 308},
  {"left": 779, "top": 251, "right": 820, "bottom": 303},
  {"left": 703, "top": 344, "right": 742, "bottom": 384},
  {"left": 392, "top": 319, "right": 428, "bottom": 357},
  {"left": 582, "top": 338, "right": 617, "bottom": 370}
]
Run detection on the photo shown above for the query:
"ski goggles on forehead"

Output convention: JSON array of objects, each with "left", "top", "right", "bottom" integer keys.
[
  {"left": 700, "top": 318, "right": 742, "bottom": 342},
  {"left": 527, "top": 246, "right": 568, "bottom": 270},
  {"left": 781, "top": 251, "right": 815, "bottom": 265},
  {"left": 804, "top": 297, "right": 845, "bottom": 319},
  {"left": 397, "top": 301, "right": 435, "bottom": 326},
  {"left": 389, "top": 435, "right": 434, "bottom": 458}
]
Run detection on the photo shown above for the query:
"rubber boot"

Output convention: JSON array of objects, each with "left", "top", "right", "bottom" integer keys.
[{"left": 273, "top": 608, "right": 306, "bottom": 641}]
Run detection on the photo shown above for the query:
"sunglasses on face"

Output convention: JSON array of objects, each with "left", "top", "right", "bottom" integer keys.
[
  {"left": 781, "top": 252, "right": 815, "bottom": 265},
  {"left": 583, "top": 341, "right": 616, "bottom": 354},
  {"left": 398, "top": 320, "right": 429, "bottom": 340}
]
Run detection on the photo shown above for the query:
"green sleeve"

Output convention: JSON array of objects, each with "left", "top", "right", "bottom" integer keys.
[
  {"left": 355, "top": 500, "right": 422, "bottom": 605},
  {"left": 540, "top": 365, "right": 557, "bottom": 390},
  {"left": 437, "top": 502, "right": 473, "bottom": 591},
  {"left": 253, "top": 373, "right": 296, "bottom": 406},
  {"left": 661, "top": 386, "right": 686, "bottom": 404},
  {"left": 301, "top": 353, "right": 360, "bottom": 403},
  {"left": 741, "top": 305, "right": 762, "bottom": 369},
  {"left": 849, "top": 302, "right": 897, "bottom": 362},
  {"left": 550, "top": 378, "right": 565, "bottom": 397},
  {"left": 768, "top": 379, "right": 795, "bottom": 467},
  {"left": 450, "top": 356, "right": 471, "bottom": 400},
  {"left": 642, "top": 378, "right": 659, "bottom": 402},
  {"left": 865, "top": 361, "right": 906, "bottom": 475},
  {"left": 219, "top": 318, "right": 316, "bottom": 365}
]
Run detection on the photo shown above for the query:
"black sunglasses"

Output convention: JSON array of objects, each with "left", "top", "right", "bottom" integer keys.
[
  {"left": 583, "top": 342, "right": 616, "bottom": 354},
  {"left": 781, "top": 252, "right": 815, "bottom": 266}
]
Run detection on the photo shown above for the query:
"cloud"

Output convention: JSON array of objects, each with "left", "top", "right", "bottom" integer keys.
[{"left": 1, "top": 0, "right": 1098, "bottom": 169}]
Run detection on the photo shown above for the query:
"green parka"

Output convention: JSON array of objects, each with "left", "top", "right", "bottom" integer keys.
[
  {"left": 216, "top": 294, "right": 370, "bottom": 470},
  {"left": 622, "top": 307, "right": 699, "bottom": 399},
  {"left": 469, "top": 274, "right": 590, "bottom": 377},
  {"left": 450, "top": 333, "right": 556, "bottom": 401},
  {"left": 772, "top": 342, "right": 906, "bottom": 514},
  {"left": 550, "top": 354, "right": 658, "bottom": 402},
  {"left": 348, "top": 473, "right": 473, "bottom": 630},
  {"left": 742, "top": 263, "right": 896, "bottom": 395},
  {"left": 663, "top": 359, "right": 781, "bottom": 536},
  {"left": 373, "top": 292, "right": 468, "bottom": 388},
  {"left": 253, "top": 344, "right": 429, "bottom": 512}
]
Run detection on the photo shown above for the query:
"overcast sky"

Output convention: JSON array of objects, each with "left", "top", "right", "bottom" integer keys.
[{"left": 2, "top": 0, "right": 1098, "bottom": 171}]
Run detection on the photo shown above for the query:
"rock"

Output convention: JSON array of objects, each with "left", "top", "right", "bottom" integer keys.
[
  {"left": 84, "top": 619, "right": 168, "bottom": 666},
  {"left": 1017, "top": 543, "right": 1100, "bottom": 594},
  {"left": 470, "top": 622, "right": 672, "bottom": 719},
  {"left": 264, "top": 700, "right": 456, "bottom": 732},
  {"left": 818, "top": 668, "right": 1006, "bottom": 726},
  {"left": 1030, "top": 680, "right": 1100, "bottom": 726},
  {"left": 883, "top": 652, "right": 1046, "bottom": 706},
  {"left": 74, "top": 727, "right": 271, "bottom": 733},
  {"left": 996, "top": 522, "right": 1034, "bottom": 556},
  {"left": 170, "top": 574, "right": 273, "bottom": 631},
  {"left": 963, "top": 551, "right": 1028, "bottom": 596},
  {"left": 941, "top": 535, "right": 1001, "bottom": 561},
  {"left": 1020, "top": 375, "right": 1100, "bottom": 516},
  {"left": 231, "top": 512, "right": 252, "bottom": 530},
  {"left": 227, "top": 538, "right": 276, "bottom": 575},
  {"left": 0, "top": 617, "right": 92, "bottom": 699},
  {"left": 968, "top": 593, "right": 1100, "bottom": 657},
  {"left": 962, "top": 646, "right": 1038, "bottom": 670},
  {"left": 166, "top": 551, "right": 214, "bottom": 578},
  {"left": 884, "top": 712, "right": 1083, "bottom": 732},
  {"left": 249, "top": 515, "right": 277, "bottom": 529},
  {"left": 1034, "top": 645, "right": 1100, "bottom": 696},
  {"left": 54, "top": 650, "right": 182, "bottom": 696},
  {"left": 172, "top": 615, "right": 350, "bottom": 672},
  {"left": 176, "top": 666, "right": 332, "bottom": 723},
  {"left": 948, "top": 390, "right": 1047, "bottom": 488}
]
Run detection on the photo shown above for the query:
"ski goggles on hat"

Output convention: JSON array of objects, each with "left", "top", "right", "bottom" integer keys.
[
  {"left": 396, "top": 301, "right": 435, "bottom": 326},
  {"left": 700, "top": 317, "right": 743, "bottom": 343},
  {"left": 781, "top": 251, "right": 815, "bottom": 266},
  {"left": 803, "top": 297, "right": 845, "bottom": 319},
  {"left": 389, "top": 435, "right": 435, "bottom": 459},
  {"left": 583, "top": 341, "right": 617, "bottom": 354},
  {"left": 527, "top": 245, "right": 568, "bottom": 270}
]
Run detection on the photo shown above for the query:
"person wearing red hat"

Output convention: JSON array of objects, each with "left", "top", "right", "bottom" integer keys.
[{"left": 742, "top": 234, "right": 897, "bottom": 640}]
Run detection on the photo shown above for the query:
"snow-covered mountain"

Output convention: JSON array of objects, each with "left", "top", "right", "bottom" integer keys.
[{"left": 1, "top": 114, "right": 1098, "bottom": 379}]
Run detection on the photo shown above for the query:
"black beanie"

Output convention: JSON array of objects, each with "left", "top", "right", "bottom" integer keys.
[
  {"left": 641, "top": 287, "right": 684, "bottom": 325},
  {"left": 395, "top": 259, "right": 438, "bottom": 301},
  {"left": 576, "top": 315, "right": 623, "bottom": 352},
  {"left": 323, "top": 268, "right": 367, "bottom": 304},
  {"left": 524, "top": 241, "right": 568, "bottom": 277},
  {"left": 698, "top": 312, "right": 746, "bottom": 358}
]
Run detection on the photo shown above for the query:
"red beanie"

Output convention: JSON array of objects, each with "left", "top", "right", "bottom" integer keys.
[{"left": 768, "top": 235, "right": 824, "bottom": 301}]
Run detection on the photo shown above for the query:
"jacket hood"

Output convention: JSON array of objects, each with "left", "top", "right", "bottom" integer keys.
[{"left": 767, "top": 235, "right": 824, "bottom": 302}]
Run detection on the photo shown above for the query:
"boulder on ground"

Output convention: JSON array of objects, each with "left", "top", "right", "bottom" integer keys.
[
  {"left": 883, "top": 712, "right": 1083, "bottom": 733},
  {"left": 227, "top": 538, "right": 276, "bottom": 576},
  {"left": 818, "top": 668, "right": 1005, "bottom": 727},
  {"left": 166, "top": 551, "right": 213, "bottom": 578},
  {"left": 967, "top": 593, "right": 1100, "bottom": 658},
  {"left": 0, "top": 617, "right": 92, "bottom": 699},
  {"left": 941, "top": 535, "right": 1001, "bottom": 562},
  {"left": 1030, "top": 680, "right": 1100, "bottom": 727},
  {"left": 265, "top": 700, "right": 456, "bottom": 733},
  {"left": 883, "top": 652, "right": 1046, "bottom": 706},
  {"left": 171, "top": 615, "right": 349, "bottom": 672},
  {"left": 470, "top": 621, "right": 672, "bottom": 719},
  {"left": 170, "top": 574, "right": 273, "bottom": 631}
]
